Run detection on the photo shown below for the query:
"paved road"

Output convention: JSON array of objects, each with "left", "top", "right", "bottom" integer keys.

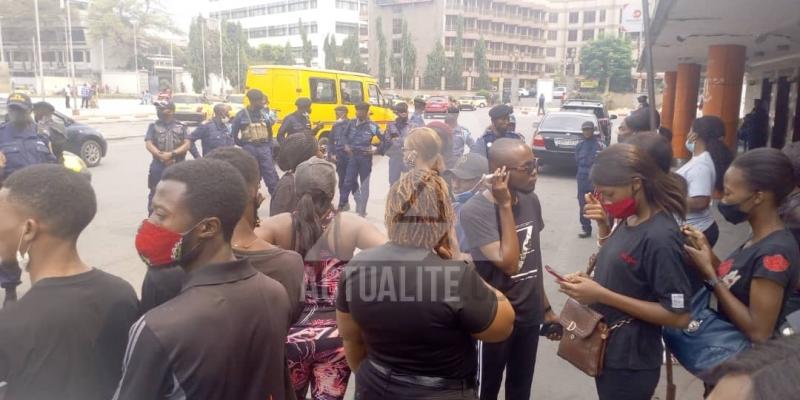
[{"left": 18, "top": 105, "right": 745, "bottom": 399}]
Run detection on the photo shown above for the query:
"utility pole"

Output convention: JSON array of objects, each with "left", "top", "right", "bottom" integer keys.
[
  {"left": 236, "top": 40, "right": 241, "bottom": 92},
  {"left": 170, "top": 41, "right": 175, "bottom": 90},
  {"left": 642, "top": 0, "right": 657, "bottom": 131},
  {"left": 133, "top": 21, "right": 140, "bottom": 95},
  {"left": 34, "top": 0, "right": 45, "bottom": 99},
  {"left": 218, "top": 18, "right": 224, "bottom": 96},
  {"left": 201, "top": 19, "right": 207, "bottom": 92},
  {"left": 64, "top": 0, "right": 76, "bottom": 98},
  {"left": 0, "top": 17, "right": 6, "bottom": 63}
]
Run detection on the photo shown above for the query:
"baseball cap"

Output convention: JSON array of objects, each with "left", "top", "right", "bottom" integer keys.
[
  {"left": 446, "top": 153, "right": 489, "bottom": 180},
  {"left": 394, "top": 102, "right": 409, "bottom": 113},
  {"left": 295, "top": 157, "right": 337, "bottom": 199},
  {"left": 7, "top": 92, "right": 32, "bottom": 111},
  {"left": 581, "top": 121, "right": 596, "bottom": 130}
]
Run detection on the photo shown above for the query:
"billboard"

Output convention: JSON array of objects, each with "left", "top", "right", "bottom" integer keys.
[{"left": 620, "top": 4, "right": 643, "bottom": 33}]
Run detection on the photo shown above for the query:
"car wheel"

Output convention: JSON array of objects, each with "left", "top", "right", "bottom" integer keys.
[
  {"left": 479, "top": 103, "right": 486, "bottom": 108},
  {"left": 80, "top": 139, "right": 103, "bottom": 167}
]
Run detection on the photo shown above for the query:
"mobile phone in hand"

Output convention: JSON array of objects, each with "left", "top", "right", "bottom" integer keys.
[{"left": 545, "top": 265, "right": 566, "bottom": 282}]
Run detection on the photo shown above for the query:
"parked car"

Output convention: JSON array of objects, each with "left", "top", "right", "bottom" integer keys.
[
  {"left": 531, "top": 111, "right": 600, "bottom": 166},
  {"left": 0, "top": 96, "right": 108, "bottom": 167},
  {"left": 172, "top": 93, "right": 212, "bottom": 125},
  {"left": 560, "top": 99, "right": 617, "bottom": 145},
  {"left": 518, "top": 88, "right": 530, "bottom": 97},
  {"left": 424, "top": 96, "right": 450, "bottom": 118},
  {"left": 457, "top": 96, "right": 487, "bottom": 110},
  {"left": 552, "top": 86, "right": 568, "bottom": 100}
]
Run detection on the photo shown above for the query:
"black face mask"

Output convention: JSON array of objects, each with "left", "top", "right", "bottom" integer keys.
[{"left": 717, "top": 195, "right": 754, "bottom": 225}]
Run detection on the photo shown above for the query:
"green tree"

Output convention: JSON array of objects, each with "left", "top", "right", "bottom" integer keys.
[
  {"left": 251, "top": 43, "right": 283, "bottom": 63},
  {"left": 579, "top": 37, "right": 634, "bottom": 93},
  {"left": 423, "top": 42, "right": 447, "bottom": 90},
  {"left": 299, "top": 19, "right": 313, "bottom": 67},
  {"left": 446, "top": 17, "right": 465, "bottom": 90},
  {"left": 474, "top": 36, "right": 491, "bottom": 90},
  {"left": 390, "top": 21, "right": 416, "bottom": 90},
  {"left": 376, "top": 17, "right": 388, "bottom": 86},
  {"left": 222, "top": 21, "right": 251, "bottom": 90},
  {"left": 186, "top": 16, "right": 251, "bottom": 92},
  {"left": 280, "top": 42, "right": 295, "bottom": 65},
  {"left": 323, "top": 34, "right": 340, "bottom": 70},
  {"left": 341, "top": 33, "right": 366, "bottom": 73}
]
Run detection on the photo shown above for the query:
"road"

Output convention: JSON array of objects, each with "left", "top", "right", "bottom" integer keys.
[{"left": 18, "top": 102, "right": 723, "bottom": 399}]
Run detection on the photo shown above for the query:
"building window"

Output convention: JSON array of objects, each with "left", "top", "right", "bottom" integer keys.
[
  {"left": 583, "top": 29, "right": 594, "bottom": 41},
  {"left": 391, "top": 39, "right": 401, "bottom": 54},
  {"left": 336, "top": 22, "right": 358, "bottom": 35},
  {"left": 310, "top": 78, "right": 337, "bottom": 103},
  {"left": 584, "top": 11, "right": 596, "bottom": 23},
  {"left": 249, "top": 28, "right": 267, "bottom": 38},
  {"left": 72, "top": 50, "right": 89, "bottom": 62},
  {"left": 368, "top": 84, "right": 383, "bottom": 106},
  {"left": 568, "top": 30, "right": 577, "bottom": 41},
  {"left": 250, "top": 6, "right": 266, "bottom": 16},
  {"left": 546, "top": 47, "right": 556, "bottom": 57},
  {"left": 548, "top": 12, "right": 558, "bottom": 23},
  {"left": 547, "top": 30, "right": 557, "bottom": 40},
  {"left": 392, "top": 18, "right": 402, "bottom": 34},
  {"left": 599, "top": 9, "right": 606, "bottom": 22},
  {"left": 360, "top": 24, "right": 368, "bottom": 36},
  {"left": 268, "top": 4, "right": 286, "bottom": 14},
  {"left": 569, "top": 12, "right": 579, "bottom": 24},
  {"left": 335, "top": 0, "right": 358, "bottom": 10},
  {"left": 231, "top": 8, "right": 248, "bottom": 19},
  {"left": 268, "top": 26, "right": 287, "bottom": 37}
]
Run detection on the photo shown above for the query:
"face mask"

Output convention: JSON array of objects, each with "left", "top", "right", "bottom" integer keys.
[
  {"left": 397, "top": 116, "right": 408, "bottom": 124},
  {"left": 685, "top": 139, "right": 695, "bottom": 154},
  {"left": 717, "top": 195, "right": 754, "bottom": 225},
  {"left": 134, "top": 219, "right": 202, "bottom": 268},
  {"left": 15, "top": 229, "right": 30, "bottom": 271},
  {"left": 602, "top": 196, "right": 638, "bottom": 219}
]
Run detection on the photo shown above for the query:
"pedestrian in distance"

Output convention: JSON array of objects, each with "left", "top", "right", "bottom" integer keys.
[
  {"left": 117, "top": 159, "right": 292, "bottom": 400},
  {"left": 470, "top": 104, "right": 524, "bottom": 159},
  {"left": 381, "top": 102, "right": 412, "bottom": 186},
  {"left": 256, "top": 157, "right": 387, "bottom": 400},
  {"left": 445, "top": 105, "right": 474, "bottom": 167},
  {"left": 737, "top": 99, "right": 769, "bottom": 150},
  {"left": 575, "top": 120, "right": 603, "bottom": 238},
  {"left": 328, "top": 105, "right": 357, "bottom": 210},
  {"left": 80, "top": 83, "right": 90, "bottom": 109},
  {"left": 336, "top": 168, "right": 515, "bottom": 400},
  {"left": 0, "top": 165, "right": 140, "bottom": 400},
  {"left": 340, "top": 102, "right": 383, "bottom": 217},
  {"left": 231, "top": 89, "right": 280, "bottom": 195},
  {"left": 64, "top": 84, "right": 71, "bottom": 108},
  {"left": 410, "top": 97, "right": 427, "bottom": 128},
  {"left": 188, "top": 103, "right": 234, "bottom": 158},
  {"left": 144, "top": 100, "right": 191, "bottom": 214},
  {"left": 537, "top": 93, "right": 546, "bottom": 116}
]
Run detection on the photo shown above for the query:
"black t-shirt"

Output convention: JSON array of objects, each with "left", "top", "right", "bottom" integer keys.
[
  {"left": 336, "top": 243, "right": 497, "bottom": 379},
  {"left": 460, "top": 191, "right": 545, "bottom": 325},
  {"left": 716, "top": 229, "right": 800, "bottom": 326},
  {"left": 591, "top": 211, "right": 692, "bottom": 370},
  {"left": 0, "top": 269, "right": 140, "bottom": 400}
]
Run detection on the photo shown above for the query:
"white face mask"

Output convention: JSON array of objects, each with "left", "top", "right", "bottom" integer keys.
[{"left": 15, "top": 230, "right": 30, "bottom": 271}]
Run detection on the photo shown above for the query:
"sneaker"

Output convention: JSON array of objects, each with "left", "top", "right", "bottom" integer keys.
[{"left": 578, "top": 231, "right": 592, "bottom": 239}]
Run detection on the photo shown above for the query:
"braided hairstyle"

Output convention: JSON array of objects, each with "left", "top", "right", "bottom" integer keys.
[
  {"left": 385, "top": 168, "right": 455, "bottom": 258},
  {"left": 404, "top": 127, "right": 445, "bottom": 173},
  {"left": 278, "top": 132, "right": 319, "bottom": 172}
]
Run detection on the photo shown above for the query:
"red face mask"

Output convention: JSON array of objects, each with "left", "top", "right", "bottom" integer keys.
[
  {"left": 602, "top": 196, "right": 638, "bottom": 219},
  {"left": 135, "top": 219, "right": 190, "bottom": 268}
]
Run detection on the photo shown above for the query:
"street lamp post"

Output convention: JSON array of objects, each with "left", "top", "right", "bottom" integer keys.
[
  {"left": 218, "top": 18, "right": 224, "bottom": 96},
  {"left": 34, "top": 0, "right": 45, "bottom": 100},
  {"left": 0, "top": 17, "right": 5, "bottom": 63},
  {"left": 200, "top": 19, "right": 207, "bottom": 92},
  {"left": 133, "top": 21, "right": 140, "bottom": 95}
]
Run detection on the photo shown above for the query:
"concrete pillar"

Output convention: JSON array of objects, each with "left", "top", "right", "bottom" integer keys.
[
  {"left": 661, "top": 71, "right": 677, "bottom": 130},
  {"left": 703, "top": 45, "right": 746, "bottom": 150},
  {"left": 672, "top": 63, "right": 701, "bottom": 159},
  {"left": 771, "top": 76, "right": 790, "bottom": 149}
]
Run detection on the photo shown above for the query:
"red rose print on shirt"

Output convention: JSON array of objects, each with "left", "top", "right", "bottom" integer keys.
[
  {"left": 620, "top": 252, "right": 638, "bottom": 266},
  {"left": 717, "top": 259, "right": 734, "bottom": 278},
  {"left": 763, "top": 254, "right": 790, "bottom": 273}
]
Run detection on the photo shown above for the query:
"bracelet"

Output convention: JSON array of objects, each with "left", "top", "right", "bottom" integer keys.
[{"left": 705, "top": 277, "right": 721, "bottom": 289}]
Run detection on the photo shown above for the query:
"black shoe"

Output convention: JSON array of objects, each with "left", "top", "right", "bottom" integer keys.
[
  {"left": 338, "top": 203, "right": 350, "bottom": 212},
  {"left": 358, "top": 212, "right": 367, "bottom": 218},
  {"left": 578, "top": 231, "right": 592, "bottom": 239}
]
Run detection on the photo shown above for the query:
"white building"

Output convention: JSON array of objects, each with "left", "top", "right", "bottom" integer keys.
[{"left": 208, "top": 0, "right": 368, "bottom": 68}]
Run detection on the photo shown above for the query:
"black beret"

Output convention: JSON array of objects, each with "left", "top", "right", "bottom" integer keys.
[
  {"left": 489, "top": 104, "right": 513, "bottom": 119},
  {"left": 355, "top": 102, "right": 370, "bottom": 111},
  {"left": 394, "top": 102, "right": 408, "bottom": 113},
  {"left": 295, "top": 97, "right": 312, "bottom": 108}
]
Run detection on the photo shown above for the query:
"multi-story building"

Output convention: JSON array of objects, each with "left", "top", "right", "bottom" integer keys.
[{"left": 208, "top": 0, "right": 368, "bottom": 68}]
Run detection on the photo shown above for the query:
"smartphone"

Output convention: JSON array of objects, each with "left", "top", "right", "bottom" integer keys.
[
  {"left": 482, "top": 173, "right": 495, "bottom": 181},
  {"left": 545, "top": 265, "right": 566, "bottom": 282}
]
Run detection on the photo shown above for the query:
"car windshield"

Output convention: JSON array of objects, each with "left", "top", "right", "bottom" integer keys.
[
  {"left": 228, "top": 95, "right": 244, "bottom": 104},
  {"left": 539, "top": 115, "right": 596, "bottom": 132},
  {"left": 172, "top": 95, "right": 201, "bottom": 103}
]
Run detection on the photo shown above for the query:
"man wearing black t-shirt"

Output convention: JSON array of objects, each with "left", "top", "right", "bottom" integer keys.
[
  {"left": 0, "top": 165, "right": 140, "bottom": 400},
  {"left": 461, "top": 139, "right": 559, "bottom": 400}
]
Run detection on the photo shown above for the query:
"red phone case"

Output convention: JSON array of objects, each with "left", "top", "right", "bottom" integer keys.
[{"left": 545, "top": 265, "right": 566, "bottom": 281}]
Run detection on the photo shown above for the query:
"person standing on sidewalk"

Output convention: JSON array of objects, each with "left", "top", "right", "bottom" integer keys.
[
  {"left": 144, "top": 100, "right": 191, "bottom": 213},
  {"left": 537, "top": 93, "right": 546, "bottom": 115},
  {"left": 340, "top": 102, "right": 382, "bottom": 217},
  {"left": 575, "top": 121, "right": 603, "bottom": 238},
  {"left": 80, "top": 83, "right": 90, "bottom": 109},
  {"left": 231, "top": 89, "right": 280, "bottom": 196},
  {"left": 64, "top": 84, "right": 71, "bottom": 108},
  {"left": 410, "top": 97, "right": 426, "bottom": 128},
  {"left": 470, "top": 105, "right": 523, "bottom": 158}
]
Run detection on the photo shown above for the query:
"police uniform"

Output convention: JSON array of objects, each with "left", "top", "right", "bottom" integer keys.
[
  {"left": 277, "top": 98, "right": 313, "bottom": 144},
  {"left": 231, "top": 107, "right": 279, "bottom": 195},
  {"left": 340, "top": 106, "right": 382, "bottom": 216},
  {"left": 145, "top": 118, "right": 189, "bottom": 211},
  {"left": 409, "top": 98, "right": 426, "bottom": 128},
  {"left": 189, "top": 119, "right": 234, "bottom": 157},
  {"left": 469, "top": 104, "right": 523, "bottom": 158},
  {"left": 383, "top": 114, "right": 412, "bottom": 185},
  {"left": 33, "top": 102, "right": 67, "bottom": 163},
  {"left": 329, "top": 117, "right": 355, "bottom": 198},
  {"left": 575, "top": 121, "right": 603, "bottom": 236}
]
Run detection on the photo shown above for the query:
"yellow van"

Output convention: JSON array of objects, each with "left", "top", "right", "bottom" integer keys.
[{"left": 244, "top": 65, "right": 396, "bottom": 147}]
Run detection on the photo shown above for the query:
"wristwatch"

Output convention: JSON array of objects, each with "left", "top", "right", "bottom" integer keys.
[{"left": 705, "top": 276, "right": 721, "bottom": 289}]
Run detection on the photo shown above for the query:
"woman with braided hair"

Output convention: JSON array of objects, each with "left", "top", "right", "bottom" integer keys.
[
  {"left": 402, "top": 127, "right": 446, "bottom": 174},
  {"left": 270, "top": 131, "right": 321, "bottom": 216},
  {"left": 336, "top": 169, "right": 515, "bottom": 399}
]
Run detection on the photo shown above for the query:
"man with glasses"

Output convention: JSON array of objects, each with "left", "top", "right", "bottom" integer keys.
[{"left": 460, "top": 138, "right": 561, "bottom": 400}]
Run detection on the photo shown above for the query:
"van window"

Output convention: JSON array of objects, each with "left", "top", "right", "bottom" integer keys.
[
  {"left": 340, "top": 80, "right": 363, "bottom": 104},
  {"left": 367, "top": 84, "right": 383, "bottom": 106},
  {"left": 310, "top": 78, "right": 337, "bottom": 103}
]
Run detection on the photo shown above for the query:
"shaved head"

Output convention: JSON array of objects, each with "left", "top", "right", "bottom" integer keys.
[{"left": 488, "top": 138, "right": 531, "bottom": 170}]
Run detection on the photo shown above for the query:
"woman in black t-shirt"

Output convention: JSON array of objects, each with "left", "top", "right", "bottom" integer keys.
[
  {"left": 336, "top": 169, "right": 515, "bottom": 400},
  {"left": 559, "top": 144, "right": 693, "bottom": 400},
  {"left": 684, "top": 148, "right": 800, "bottom": 345}
]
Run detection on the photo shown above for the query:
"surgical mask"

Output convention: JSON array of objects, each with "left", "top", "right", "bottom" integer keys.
[
  {"left": 602, "top": 196, "right": 638, "bottom": 219},
  {"left": 717, "top": 195, "right": 754, "bottom": 225},
  {"left": 685, "top": 139, "right": 695, "bottom": 154},
  {"left": 134, "top": 219, "right": 203, "bottom": 268}
]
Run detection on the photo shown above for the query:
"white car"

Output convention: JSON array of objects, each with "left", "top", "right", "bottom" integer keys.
[
  {"left": 518, "top": 88, "right": 530, "bottom": 97},
  {"left": 553, "top": 87, "right": 568, "bottom": 100}
]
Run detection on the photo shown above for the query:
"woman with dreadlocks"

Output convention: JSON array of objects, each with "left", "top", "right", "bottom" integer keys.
[
  {"left": 270, "top": 131, "right": 321, "bottom": 216},
  {"left": 256, "top": 157, "right": 386, "bottom": 400},
  {"left": 336, "top": 169, "right": 515, "bottom": 399},
  {"left": 402, "top": 127, "right": 447, "bottom": 174}
]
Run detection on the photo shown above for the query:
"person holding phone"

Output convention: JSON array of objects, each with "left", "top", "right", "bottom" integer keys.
[{"left": 559, "top": 144, "right": 693, "bottom": 400}]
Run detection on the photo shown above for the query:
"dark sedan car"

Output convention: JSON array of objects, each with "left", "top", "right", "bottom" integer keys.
[{"left": 531, "top": 111, "right": 600, "bottom": 166}]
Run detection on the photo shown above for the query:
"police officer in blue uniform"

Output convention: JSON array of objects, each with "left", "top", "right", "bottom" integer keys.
[
  {"left": 144, "top": 100, "right": 192, "bottom": 213},
  {"left": 575, "top": 120, "right": 603, "bottom": 238},
  {"left": 381, "top": 102, "right": 412, "bottom": 185},
  {"left": 470, "top": 104, "right": 524, "bottom": 158},
  {"left": 0, "top": 93, "right": 58, "bottom": 304},
  {"left": 340, "top": 102, "right": 382, "bottom": 217},
  {"left": 445, "top": 105, "right": 474, "bottom": 168},
  {"left": 410, "top": 97, "right": 426, "bottom": 128},
  {"left": 231, "top": 89, "right": 279, "bottom": 195},
  {"left": 277, "top": 97, "right": 323, "bottom": 145},
  {"left": 189, "top": 103, "right": 234, "bottom": 157},
  {"left": 328, "top": 105, "right": 356, "bottom": 210}
]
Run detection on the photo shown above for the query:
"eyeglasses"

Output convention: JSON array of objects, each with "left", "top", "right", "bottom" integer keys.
[{"left": 507, "top": 158, "right": 539, "bottom": 174}]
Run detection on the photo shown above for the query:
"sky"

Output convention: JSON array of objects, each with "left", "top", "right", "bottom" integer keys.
[{"left": 163, "top": 0, "right": 206, "bottom": 34}]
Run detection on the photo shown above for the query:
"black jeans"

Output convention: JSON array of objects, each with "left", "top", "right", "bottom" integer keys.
[
  {"left": 355, "top": 360, "right": 477, "bottom": 400},
  {"left": 479, "top": 323, "right": 540, "bottom": 400},
  {"left": 595, "top": 368, "right": 660, "bottom": 400}
]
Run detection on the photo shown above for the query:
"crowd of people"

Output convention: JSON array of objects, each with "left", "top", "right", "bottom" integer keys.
[{"left": 0, "top": 85, "right": 799, "bottom": 400}]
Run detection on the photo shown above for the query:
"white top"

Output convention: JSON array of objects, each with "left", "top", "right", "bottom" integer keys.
[{"left": 676, "top": 151, "right": 716, "bottom": 231}]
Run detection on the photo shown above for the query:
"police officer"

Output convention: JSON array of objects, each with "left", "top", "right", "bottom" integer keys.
[
  {"left": 0, "top": 93, "right": 58, "bottom": 304},
  {"left": 189, "top": 103, "right": 234, "bottom": 157},
  {"left": 575, "top": 120, "right": 603, "bottom": 238},
  {"left": 340, "top": 102, "right": 382, "bottom": 217},
  {"left": 444, "top": 105, "right": 473, "bottom": 168},
  {"left": 144, "top": 100, "right": 191, "bottom": 213},
  {"left": 277, "top": 97, "right": 323, "bottom": 144},
  {"left": 32, "top": 101, "right": 67, "bottom": 163},
  {"left": 470, "top": 104, "right": 524, "bottom": 158},
  {"left": 231, "top": 89, "right": 279, "bottom": 195},
  {"left": 328, "top": 105, "right": 356, "bottom": 210},
  {"left": 410, "top": 97, "right": 426, "bottom": 128},
  {"left": 381, "top": 102, "right": 412, "bottom": 185}
]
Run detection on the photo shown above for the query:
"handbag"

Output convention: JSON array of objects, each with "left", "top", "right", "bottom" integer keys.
[
  {"left": 662, "top": 287, "right": 751, "bottom": 381},
  {"left": 557, "top": 298, "right": 631, "bottom": 377}
]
